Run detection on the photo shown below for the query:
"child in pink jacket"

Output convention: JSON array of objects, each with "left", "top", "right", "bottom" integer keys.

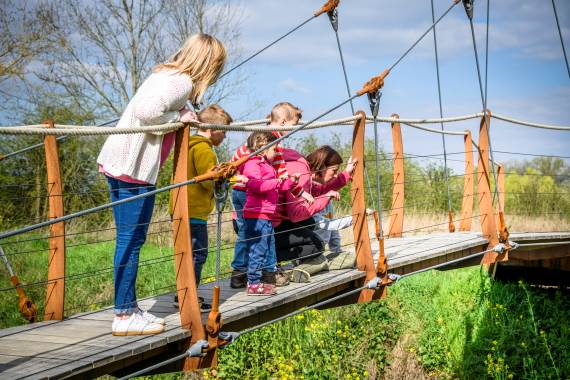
[{"left": 242, "top": 131, "right": 298, "bottom": 296}]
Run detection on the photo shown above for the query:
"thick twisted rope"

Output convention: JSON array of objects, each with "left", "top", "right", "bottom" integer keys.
[{"left": 2, "top": 112, "right": 569, "bottom": 136}]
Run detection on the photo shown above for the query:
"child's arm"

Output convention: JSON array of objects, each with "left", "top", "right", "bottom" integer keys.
[
  {"left": 133, "top": 74, "right": 192, "bottom": 126},
  {"left": 243, "top": 162, "right": 279, "bottom": 193},
  {"left": 273, "top": 148, "right": 305, "bottom": 198}
]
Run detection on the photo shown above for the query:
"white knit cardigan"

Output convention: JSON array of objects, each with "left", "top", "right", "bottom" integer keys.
[{"left": 97, "top": 69, "right": 193, "bottom": 185}]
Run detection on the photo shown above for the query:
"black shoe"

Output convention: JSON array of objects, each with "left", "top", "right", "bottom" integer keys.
[
  {"left": 230, "top": 269, "right": 247, "bottom": 289},
  {"left": 198, "top": 296, "right": 212, "bottom": 312},
  {"left": 173, "top": 294, "right": 211, "bottom": 312},
  {"left": 261, "top": 270, "right": 276, "bottom": 285}
]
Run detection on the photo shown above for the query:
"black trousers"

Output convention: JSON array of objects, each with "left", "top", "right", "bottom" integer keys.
[{"left": 274, "top": 218, "right": 325, "bottom": 262}]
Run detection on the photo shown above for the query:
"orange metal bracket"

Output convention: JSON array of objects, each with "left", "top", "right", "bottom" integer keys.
[
  {"left": 495, "top": 164, "right": 509, "bottom": 244},
  {"left": 12, "top": 276, "right": 37, "bottom": 322},
  {"left": 388, "top": 114, "right": 404, "bottom": 238},
  {"left": 460, "top": 131, "right": 474, "bottom": 231},
  {"left": 357, "top": 69, "right": 390, "bottom": 96},
  {"left": 314, "top": 0, "right": 340, "bottom": 17},
  {"left": 373, "top": 212, "right": 391, "bottom": 298},
  {"left": 448, "top": 211, "right": 456, "bottom": 233},
  {"left": 350, "top": 111, "right": 379, "bottom": 302},
  {"left": 43, "top": 120, "right": 66, "bottom": 321}
]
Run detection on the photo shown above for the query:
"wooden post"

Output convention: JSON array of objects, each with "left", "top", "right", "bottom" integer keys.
[
  {"left": 388, "top": 114, "right": 404, "bottom": 237},
  {"left": 43, "top": 120, "right": 65, "bottom": 321},
  {"left": 351, "top": 111, "right": 379, "bottom": 302},
  {"left": 476, "top": 112, "right": 501, "bottom": 264},
  {"left": 460, "top": 131, "right": 474, "bottom": 231},
  {"left": 171, "top": 126, "right": 206, "bottom": 370}
]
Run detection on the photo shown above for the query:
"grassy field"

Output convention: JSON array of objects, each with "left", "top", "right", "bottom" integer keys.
[
  {"left": 0, "top": 221, "right": 234, "bottom": 328},
  {"left": 139, "top": 267, "right": 569, "bottom": 380}
]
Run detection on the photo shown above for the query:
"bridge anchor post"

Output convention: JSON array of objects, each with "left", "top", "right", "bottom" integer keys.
[
  {"left": 43, "top": 119, "right": 66, "bottom": 321},
  {"left": 351, "top": 111, "right": 383, "bottom": 302}
]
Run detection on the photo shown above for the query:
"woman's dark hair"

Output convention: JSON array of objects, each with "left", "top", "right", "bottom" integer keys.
[{"left": 306, "top": 145, "right": 343, "bottom": 174}]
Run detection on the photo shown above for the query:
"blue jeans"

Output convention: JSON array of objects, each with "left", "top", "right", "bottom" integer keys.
[
  {"left": 244, "top": 218, "right": 276, "bottom": 284},
  {"left": 107, "top": 176, "right": 155, "bottom": 314},
  {"left": 190, "top": 222, "right": 208, "bottom": 285},
  {"left": 231, "top": 189, "right": 248, "bottom": 272}
]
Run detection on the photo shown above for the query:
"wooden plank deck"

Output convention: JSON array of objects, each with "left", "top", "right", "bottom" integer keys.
[{"left": 1, "top": 231, "right": 568, "bottom": 379}]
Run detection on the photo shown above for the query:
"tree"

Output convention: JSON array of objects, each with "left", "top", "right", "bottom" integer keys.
[
  {"left": 31, "top": 0, "right": 245, "bottom": 120},
  {"left": 0, "top": 0, "right": 54, "bottom": 83}
]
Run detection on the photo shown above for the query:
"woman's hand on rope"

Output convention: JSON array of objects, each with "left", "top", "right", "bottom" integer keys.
[
  {"left": 179, "top": 107, "right": 198, "bottom": 123},
  {"left": 325, "top": 190, "right": 340, "bottom": 201},
  {"left": 301, "top": 191, "right": 315, "bottom": 204},
  {"left": 345, "top": 157, "right": 358, "bottom": 175}
]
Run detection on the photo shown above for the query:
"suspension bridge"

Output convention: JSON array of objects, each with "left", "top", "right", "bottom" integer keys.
[{"left": 1, "top": 0, "right": 569, "bottom": 378}]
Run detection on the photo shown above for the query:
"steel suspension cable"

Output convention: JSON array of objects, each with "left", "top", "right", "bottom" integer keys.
[
  {"left": 430, "top": 0, "right": 453, "bottom": 217},
  {"left": 388, "top": 0, "right": 460, "bottom": 72},
  {"left": 464, "top": 1, "right": 502, "bottom": 211},
  {"left": 484, "top": 0, "right": 490, "bottom": 106},
  {"left": 551, "top": 0, "right": 570, "bottom": 79},
  {"left": 217, "top": 16, "right": 315, "bottom": 81},
  {"left": 328, "top": 8, "right": 377, "bottom": 213}
]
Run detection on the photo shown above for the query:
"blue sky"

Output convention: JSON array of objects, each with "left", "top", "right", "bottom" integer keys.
[{"left": 219, "top": 0, "right": 570, "bottom": 171}]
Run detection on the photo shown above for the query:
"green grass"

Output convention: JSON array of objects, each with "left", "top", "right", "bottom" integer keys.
[
  {"left": 387, "top": 267, "right": 569, "bottom": 379},
  {"left": 0, "top": 232, "right": 234, "bottom": 328},
  {"left": 145, "top": 267, "right": 568, "bottom": 380}
]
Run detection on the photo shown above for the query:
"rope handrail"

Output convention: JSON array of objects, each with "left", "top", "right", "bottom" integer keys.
[
  {"left": 491, "top": 113, "right": 570, "bottom": 131},
  {"left": 3, "top": 112, "right": 570, "bottom": 136},
  {"left": 401, "top": 122, "right": 468, "bottom": 136}
]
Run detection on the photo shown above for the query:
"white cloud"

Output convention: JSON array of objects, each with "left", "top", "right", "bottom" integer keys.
[
  {"left": 235, "top": 0, "right": 570, "bottom": 66},
  {"left": 279, "top": 78, "right": 312, "bottom": 94}
]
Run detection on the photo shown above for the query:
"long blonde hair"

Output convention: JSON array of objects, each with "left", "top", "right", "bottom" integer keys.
[{"left": 155, "top": 34, "right": 226, "bottom": 103}]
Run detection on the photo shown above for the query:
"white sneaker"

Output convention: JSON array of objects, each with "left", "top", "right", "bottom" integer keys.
[
  {"left": 137, "top": 308, "right": 165, "bottom": 325},
  {"left": 112, "top": 313, "right": 165, "bottom": 336}
]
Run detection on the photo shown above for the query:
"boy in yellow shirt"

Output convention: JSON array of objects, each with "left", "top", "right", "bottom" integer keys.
[{"left": 174, "top": 104, "right": 232, "bottom": 311}]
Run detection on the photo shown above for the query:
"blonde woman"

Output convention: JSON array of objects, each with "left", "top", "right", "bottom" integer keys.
[{"left": 97, "top": 34, "right": 226, "bottom": 336}]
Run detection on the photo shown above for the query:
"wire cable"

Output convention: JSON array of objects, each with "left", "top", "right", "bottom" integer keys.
[
  {"left": 551, "top": 0, "right": 570, "bottom": 78},
  {"left": 430, "top": 0, "right": 453, "bottom": 215}
]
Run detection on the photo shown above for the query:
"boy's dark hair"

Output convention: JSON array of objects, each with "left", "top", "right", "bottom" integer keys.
[
  {"left": 306, "top": 145, "right": 343, "bottom": 174},
  {"left": 247, "top": 131, "right": 278, "bottom": 152},
  {"left": 198, "top": 104, "right": 233, "bottom": 126}
]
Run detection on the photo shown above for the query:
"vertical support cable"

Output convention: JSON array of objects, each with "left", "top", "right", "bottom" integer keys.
[
  {"left": 327, "top": 8, "right": 377, "bottom": 212},
  {"left": 551, "top": 0, "right": 570, "bottom": 78},
  {"left": 430, "top": 0, "right": 454, "bottom": 231},
  {"left": 484, "top": 0, "right": 490, "bottom": 106},
  {"left": 464, "top": 1, "right": 502, "bottom": 213}
]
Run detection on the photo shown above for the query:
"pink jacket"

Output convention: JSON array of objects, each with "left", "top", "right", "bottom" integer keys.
[
  {"left": 273, "top": 148, "right": 350, "bottom": 226},
  {"left": 243, "top": 156, "right": 295, "bottom": 220}
]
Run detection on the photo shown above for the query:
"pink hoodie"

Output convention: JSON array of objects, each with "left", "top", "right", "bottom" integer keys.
[
  {"left": 243, "top": 155, "right": 295, "bottom": 220},
  {"left": 273, "top": 148, "right": 350, "bottom": 226}
]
